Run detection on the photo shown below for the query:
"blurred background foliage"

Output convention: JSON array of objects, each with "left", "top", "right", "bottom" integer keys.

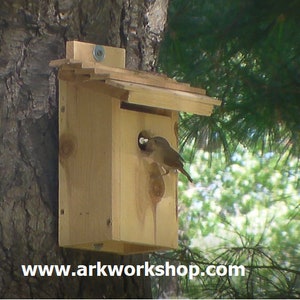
[
  {"left": 159, "top": 0, "right": 300, "bottom": 159},
  {"left": 154, "top": 0, "right": 300, "bottom": 298}
]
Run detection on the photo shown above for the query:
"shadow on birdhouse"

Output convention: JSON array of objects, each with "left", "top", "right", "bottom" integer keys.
[{"left": 50, "top": 41, "right": 221, "bottom": 255}]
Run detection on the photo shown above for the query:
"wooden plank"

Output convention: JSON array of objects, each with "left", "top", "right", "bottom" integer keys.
[
  {"left": 66, "top": 41, "right": 126, "bottom": 68},
  {"left": 106, "top": 80, "right": 221, "bottom": 106},
  {"left": 92, "top": 63, "right": 207, "bottom": 95},
  {"left": 117, "top": 108, "right": 178, "bottom": 248},
  {"left": 106, "top": 79, "right": 220, "bottom": 115},
  {"left": 74, "top": 68, "right": 96, "bottom": 75},
  {"left": 50, "top": 59, "right": 207, "bottom": 95},
  {"left": 50, "top": 59, "right": 205, "bottom": 94},
  {"left": 55, "top": 68, "right": 219, "bottom": 116},
  {"left": 49, "top": 42, "right": 208, "bottom": 95},
  {"left": 128, "top": 90, "right": 213, "bottom": 116},
  {"left": 49, "top": 58, "right": 82, "bottom": 67},
  {"left": 67, "top": 241, "right": 171, "bottom": 254},
  {"left": 58, "top": 69, "right": 91, "bottom": 82},
  {"left": 81, "top": 81, "right": 128, "bottom": 100},
  {"left": 59, "top": 82, "right": 114, "bottom": 246}
]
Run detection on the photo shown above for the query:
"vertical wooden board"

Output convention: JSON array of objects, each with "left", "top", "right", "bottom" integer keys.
[
  {"left": 66, "top": 41, "right": 126, "bottom": 68},
  {"left": 154, "top": 177, "right": 178, "bottom": 248},
  {"left": 116, "top": 108, "right": 178, "bottom": 248},
  {"left": 58, "top": 80, "right": 70, "bottom": 246},
  {"left": 111, "top": 98, "right": 122, "bottom": 241},
  {"left": 59, "top": 82, "right": 113, "bottom": 246}
]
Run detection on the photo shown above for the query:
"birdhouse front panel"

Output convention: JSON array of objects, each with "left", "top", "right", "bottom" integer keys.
[{"left": 112, "top": 107, "right": 178, "bottom": 249}]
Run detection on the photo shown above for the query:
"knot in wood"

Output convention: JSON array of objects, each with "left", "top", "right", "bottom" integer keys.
[
  {"left": 59, "top": 134, "right": 77, "bottom": 159},
  {"left": 148, "top": 162, "right": 165, "bottom": 203}
]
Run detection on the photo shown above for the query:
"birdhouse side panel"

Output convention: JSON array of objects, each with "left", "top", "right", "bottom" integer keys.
[{"left": 59, "top": 82, "right": 114, "bottom": 246}]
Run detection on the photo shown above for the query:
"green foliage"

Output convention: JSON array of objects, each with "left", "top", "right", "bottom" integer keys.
[
  {"left": 155, "top": 0, "right": 300, "bottom": 298},
  {"left": 153, "top": 147, "right": 300, "bottom": 298},
  {"left": 159, "top": 0, "right": 300, "bottom": 158}
]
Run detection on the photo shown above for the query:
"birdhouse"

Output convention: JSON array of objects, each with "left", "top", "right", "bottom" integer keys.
[{"left": 50, "top": 41, "right": 220, "bottom": 255}]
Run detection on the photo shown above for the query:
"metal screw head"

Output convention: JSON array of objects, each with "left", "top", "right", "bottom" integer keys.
[{"left": 93, "top": 45, "right": 105, "bottom": 62}]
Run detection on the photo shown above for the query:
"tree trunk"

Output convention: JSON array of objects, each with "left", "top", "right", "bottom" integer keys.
[{"left": 0, "top": 0, "right": 168, "bottom": 297}]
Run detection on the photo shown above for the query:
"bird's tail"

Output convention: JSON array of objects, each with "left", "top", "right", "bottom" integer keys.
[{"left": 180, "top": 168, "right": 193, "bottom": 183}]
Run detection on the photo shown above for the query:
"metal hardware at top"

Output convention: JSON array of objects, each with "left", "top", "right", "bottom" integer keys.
[{"left": 93, "top": 45, "right": 105, "bottom": 62}]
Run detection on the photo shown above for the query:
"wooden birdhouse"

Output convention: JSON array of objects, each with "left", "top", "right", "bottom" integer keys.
[{"left": 50, "top": 41, "right": 220, "bottom": 255}]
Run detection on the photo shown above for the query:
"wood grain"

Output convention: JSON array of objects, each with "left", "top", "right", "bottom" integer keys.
[{"left": 52, "top": 41, "right": 221, "bottom": 254}]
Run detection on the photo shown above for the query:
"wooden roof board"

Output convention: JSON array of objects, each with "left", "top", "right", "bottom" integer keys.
[
  {"left": 106, "top": 80, "right": 220, "bottom": 106},
  {"left": 50, "top": 58, "right": 208, "bottom": 95},
  {"left": 118, "top": 84, "right": 214, "bottom": 116},
  {"left": 50, "top": 55, "right": 221, "bottom": 116}
]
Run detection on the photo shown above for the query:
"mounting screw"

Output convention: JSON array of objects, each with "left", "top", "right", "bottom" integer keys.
[{"left": 93, "top": 45, "right": 105, "bottom": 62}]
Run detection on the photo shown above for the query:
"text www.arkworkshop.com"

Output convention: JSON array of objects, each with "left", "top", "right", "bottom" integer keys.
[{"left": 21, "top": 261, "right": 246, "bottom": 279}]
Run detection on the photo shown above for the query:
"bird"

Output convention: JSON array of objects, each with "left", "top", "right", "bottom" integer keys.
[{"left": 140, "top": 135, "right": 193, "bottom": 183}]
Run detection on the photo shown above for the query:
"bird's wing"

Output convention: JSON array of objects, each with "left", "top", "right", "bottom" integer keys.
[{"left": 163, "top": 148, "right": 184, "bottom": 169}]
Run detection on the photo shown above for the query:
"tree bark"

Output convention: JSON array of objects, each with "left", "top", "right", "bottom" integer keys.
[{"left": 0, "top": 0, "right": 168, "bottom": 297}]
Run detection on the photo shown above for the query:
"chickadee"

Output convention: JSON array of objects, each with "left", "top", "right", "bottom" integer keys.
[{"left": 139, "top": 135, "right": 193, "bottom": 183}]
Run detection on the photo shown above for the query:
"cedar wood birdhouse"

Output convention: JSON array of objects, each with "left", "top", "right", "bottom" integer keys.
[{"left": 50, "top": 41, "right": 221, "bottom": 255}]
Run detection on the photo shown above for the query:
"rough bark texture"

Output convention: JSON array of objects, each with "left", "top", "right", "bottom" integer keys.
[{"left": 0, "top": 0, "right": 168, "bottom": 298}]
